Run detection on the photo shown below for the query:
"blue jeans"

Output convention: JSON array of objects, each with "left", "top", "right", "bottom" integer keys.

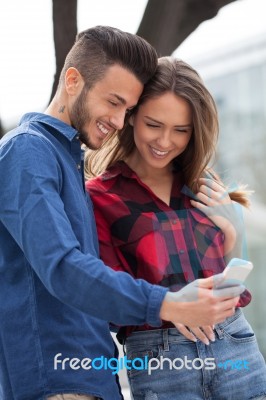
[{"left": 125, "top": 309, "right": 266, "bottom": 399}]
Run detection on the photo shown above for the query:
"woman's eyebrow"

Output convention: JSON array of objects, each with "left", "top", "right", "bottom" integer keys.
[
  {"left": 144, "top": 116, "right": 162, "bottom": 124},
  {"left": 144, "top": 116, "right": 192, "bottom": 128}
]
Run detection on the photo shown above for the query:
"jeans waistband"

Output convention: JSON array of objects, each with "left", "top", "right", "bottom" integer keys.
[
  {"left": 125, "top": 308, "right": 242, "bottom": 348},
  {"left": 216, "top": 307, "right": 242, "bottom": 328},
  {"left": 126, "top": 326, "right": 190, "bottom": 348}
]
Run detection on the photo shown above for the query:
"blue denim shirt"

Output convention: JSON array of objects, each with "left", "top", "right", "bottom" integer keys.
[{"left": 0, "top": 113, "right": 167, "bottom": 400}]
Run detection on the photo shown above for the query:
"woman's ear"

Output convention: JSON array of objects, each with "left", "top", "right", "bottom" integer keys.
[{"left": 128, "top": 115, "right": 134, "bottom": 126}]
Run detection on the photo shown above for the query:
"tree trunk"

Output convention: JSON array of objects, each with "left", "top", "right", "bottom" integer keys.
[
  {"left": 137, "top": 0, "right": 237, "bottom": 56},
  {"left": 0, "top": 118, "right": 4, "bottom": 139},
  {"left": 49, "top": 0, "right": 78, "bottom": 103},
  {"left": 48, "top": 0, "right": 237, "bottom": 102}
]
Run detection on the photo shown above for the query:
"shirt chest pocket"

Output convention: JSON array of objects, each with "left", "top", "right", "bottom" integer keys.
[{"left": 110, "top": 212, "right": 170, "bottom": 279}]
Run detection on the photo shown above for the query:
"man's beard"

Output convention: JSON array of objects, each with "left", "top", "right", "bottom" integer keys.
[{"left": 69, "top": 86, "right": 98, "bottom": 150}]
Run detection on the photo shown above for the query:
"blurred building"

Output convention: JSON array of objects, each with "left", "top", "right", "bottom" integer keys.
[{"left": 190, "top": 33, "right": 266, "bottom": 356}]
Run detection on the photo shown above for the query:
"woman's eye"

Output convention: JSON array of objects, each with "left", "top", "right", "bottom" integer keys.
[
  {"left": 176, "top": 129, "right": 188, "bottom": 133},
  {"left": 146, "top": 123, "right": 160, "bottom": 128},
  {"left": 109, "top": 101, "right": 118, "bottom": 107}
]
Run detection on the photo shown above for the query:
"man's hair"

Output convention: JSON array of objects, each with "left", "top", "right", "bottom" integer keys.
[{"left": 59, "top": 25, "right": 158, "bottom": 88}]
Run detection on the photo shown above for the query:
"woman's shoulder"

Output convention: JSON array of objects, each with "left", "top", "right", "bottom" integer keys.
[
  {"left": 85, "top": 174, "right": 103, "bottom": 192},
  {"left": 85, "top": 161, "right": 124, "bottom": 194}
]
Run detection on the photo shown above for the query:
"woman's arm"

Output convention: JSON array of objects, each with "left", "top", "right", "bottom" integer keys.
[{"left": 190, "top": 177, "right": 244, "bottom": 262}]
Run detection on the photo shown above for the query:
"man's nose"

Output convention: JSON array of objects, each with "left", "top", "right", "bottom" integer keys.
[{"left": 109, "top": 110, "right": 126, "bottom": 130}]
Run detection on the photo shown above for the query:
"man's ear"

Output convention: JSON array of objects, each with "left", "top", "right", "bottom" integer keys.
[{"left": 65, "top": 67, "right": 83, "bottom": 95}]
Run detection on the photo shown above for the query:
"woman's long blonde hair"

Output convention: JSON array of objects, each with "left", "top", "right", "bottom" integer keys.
[{"left": 85, "top": 57, "right": 250, "bottom": 207}]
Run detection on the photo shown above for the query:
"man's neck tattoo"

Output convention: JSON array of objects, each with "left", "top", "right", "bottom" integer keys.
[{"left": 59, "top": 105, "right": 65, "bottom": 113}]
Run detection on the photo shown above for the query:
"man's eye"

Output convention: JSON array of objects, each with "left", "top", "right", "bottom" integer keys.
[{"left": 109, "top": 101, "right": 118, "bottom": 106}]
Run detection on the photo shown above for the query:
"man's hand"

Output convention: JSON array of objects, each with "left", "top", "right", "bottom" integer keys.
[{"left": 160, "top": 274, "right": 245, "bottom": 328}]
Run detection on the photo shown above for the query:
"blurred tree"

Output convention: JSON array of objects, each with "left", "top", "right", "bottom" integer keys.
[
  {"left": 137, "top": 0, "right": 237, "bottom": 56},
  {"left": 49, "top": 0, "right": 237, "bottom": 100},
  {"left": 49, "top": 0, "right": 77, "bottom": 102}
]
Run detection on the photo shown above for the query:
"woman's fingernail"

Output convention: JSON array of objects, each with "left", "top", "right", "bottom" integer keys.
[{"left": 210, "top": 334, "right": 215, "bottom": 342}]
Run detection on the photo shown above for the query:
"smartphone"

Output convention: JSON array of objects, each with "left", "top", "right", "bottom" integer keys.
[{"left": 216, "top": 258, "right": 253, "bottom": 289}]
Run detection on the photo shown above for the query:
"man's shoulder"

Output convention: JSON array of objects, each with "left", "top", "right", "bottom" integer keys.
[
  {"left": 0, "top": 112, "right": 76, "bottom": 150},
  {"left": 0, "top": 118, "right": 58, "bottom": 163},
  {"left": 1, "top": 113, "right": 46, "bottom": 144},
  {"left": 0, "top": 127, "right": 49, "bottom": 156}
]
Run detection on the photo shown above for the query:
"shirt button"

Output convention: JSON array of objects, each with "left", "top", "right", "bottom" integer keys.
[
  {"left": 77, "top": 164, "right": 81, "bottom": 169},
  {"left": 172, "top": 219, "right": 177, "bottom": 224},
  {"left": 76, "top": 135, "right": 80, "bottom": 140},
  {"left": 179, "top": 249, "right": 185, "bottom": 254}
]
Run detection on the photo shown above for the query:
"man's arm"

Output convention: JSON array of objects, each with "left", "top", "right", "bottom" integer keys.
[
  {"left": 0, "top": 133, "right": 166, "bottom": 327},
  {"left": 0, "top": 133, "right": 243, "bottom": 329}
]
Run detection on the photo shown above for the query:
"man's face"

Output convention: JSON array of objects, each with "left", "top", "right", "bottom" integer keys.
[{"left": 69, "top": 64, "right": 144, "bottom": 149}]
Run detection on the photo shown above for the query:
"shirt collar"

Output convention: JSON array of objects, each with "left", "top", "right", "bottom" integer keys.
[
  {"left": 102, "top": 160, "right": 184, "bottom": 186},
  {"left": 101, "top": 160, "right": 188, "bottom": 201},
  {"left": 101, "top": 160, "right": 135, "bottom": 181},
  {"left": 20, "top": 113, "right": 79, "bottom": 142}
]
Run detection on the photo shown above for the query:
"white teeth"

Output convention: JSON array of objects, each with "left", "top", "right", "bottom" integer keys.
[
  {"left": 97, "top": 122, "right": 109, "bottom": 135},
  {"left": 151, "top": 147, "right": 169, "bottom": 156}
]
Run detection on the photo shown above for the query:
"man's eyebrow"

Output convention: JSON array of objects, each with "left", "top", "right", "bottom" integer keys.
[{"left": 110, "top": 93, "right": 126, "bottom": 105}]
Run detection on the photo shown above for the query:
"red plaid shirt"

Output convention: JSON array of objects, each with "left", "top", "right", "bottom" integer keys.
[{"left": 86, "top": 161, "right": 251, "bottom": 335}]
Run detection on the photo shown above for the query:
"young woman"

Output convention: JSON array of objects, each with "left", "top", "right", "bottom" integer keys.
[{"left": 86, "top": 57, "right": 266, "bottom": 399}]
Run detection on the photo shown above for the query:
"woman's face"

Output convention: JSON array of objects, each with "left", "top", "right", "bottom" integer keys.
[{"left": 131, "top": 91, "right": 193, "bottom": 172}]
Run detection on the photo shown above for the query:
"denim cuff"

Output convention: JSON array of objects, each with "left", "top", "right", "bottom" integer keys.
[{"left": 147, "top": 286, "right": 168, "bottom": 327}]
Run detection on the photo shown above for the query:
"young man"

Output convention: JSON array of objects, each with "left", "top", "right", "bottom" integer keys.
[{"left": 0, "top": 26, "right": 243, "bottom": 400}]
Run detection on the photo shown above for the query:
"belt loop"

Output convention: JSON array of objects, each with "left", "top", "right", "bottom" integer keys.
[
  {"left": 162, "top": 329, "right": 169, "bottom": 351},
  {"left": 215, "top": 326, "right": 224, "bottom": 340},
  {"left": 122, "top": 336, "right": 127, "bottom": 355}
]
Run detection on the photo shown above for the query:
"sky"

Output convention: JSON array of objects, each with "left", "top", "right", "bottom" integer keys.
[{"left": 0, "top": 0, "right": 265, "bottom": 127}]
